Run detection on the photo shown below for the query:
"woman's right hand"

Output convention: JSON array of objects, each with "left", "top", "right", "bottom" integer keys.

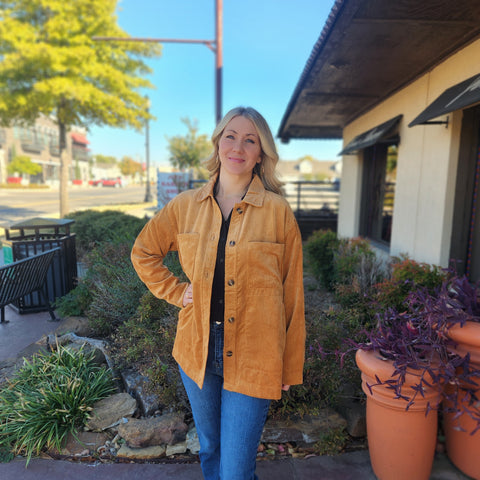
[{"left": 183, "top": 283, "right": 193, "bottom": 307}]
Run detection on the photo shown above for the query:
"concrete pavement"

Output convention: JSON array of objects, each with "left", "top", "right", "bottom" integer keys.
[{"left": 0, "top": 449, "right": 471, "bottom": 480}]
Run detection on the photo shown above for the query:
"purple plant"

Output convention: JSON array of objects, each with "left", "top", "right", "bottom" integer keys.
[{"left": 354, "top": 274, "right": 480, "bottom": 432}]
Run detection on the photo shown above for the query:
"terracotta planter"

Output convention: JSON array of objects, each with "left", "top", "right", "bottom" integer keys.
[
  {"left": 444, "top": 321, "right": 480, "bottom": 480},
  {"left": 356, "top": 349, "right": 441, "bottom": 480}
]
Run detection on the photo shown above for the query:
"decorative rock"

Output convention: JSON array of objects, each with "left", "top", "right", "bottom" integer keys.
[
  {"left": 0, "top": 344, "right": 49, "bottom": 384},
  {"left": 116, "top": 444, "right": 166, "bottom": 460},
  {"left": 16, "top": 342, "right": 49, "bottom": 361},
  {"left": 117, "top": 412, "right": 188, "bottom": 448},
  {"left": 261, "top": 419, "right": 304, "bottom": 443},
  {"left": 261, "top": 409, "right": 347, "bottom": 444},
  {"left": 61, "top": 431, "right": 109, "bottom": 455},
  {"left": 54, "top": 316, "right": 93, "bottom": 337},
  {"left": 66, "top": 342, "right": 106, "bottom": 366},
  {"left": 47, "top": 333, "right": 114, "bottom": 369},
  {"left": 121, "top": 369, "right": 162, "bottom": 416},
  {"left": 186, "top": 427, "right": 201, "bottom": 454},
  {"left": 299, "top": 412, "right": 348, "bottom": 443},
  {"left": 166, "top": 441, "right": 188, "bottom": 456},
  {"left": 336, "top": 399, "right": 366, "bottom": 438},
  {"left": 85, "top": 392, "right": 137, "bottom": 431}
]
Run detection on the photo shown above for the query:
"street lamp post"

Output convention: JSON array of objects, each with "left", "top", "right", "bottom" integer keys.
[
  {"left": 144, "top": 96, "right": 153, "bottom": 202},
  {"left": 92, "top": 0, "right": 223, "bottom": 123}
]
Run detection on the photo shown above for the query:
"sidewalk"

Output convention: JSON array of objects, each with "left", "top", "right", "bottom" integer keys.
[
  {"left": 0, "top": 450, "right": 470, "bottom": 480},
  {"left": 0, "top": 308, "right": 471, "bottom": 480}
]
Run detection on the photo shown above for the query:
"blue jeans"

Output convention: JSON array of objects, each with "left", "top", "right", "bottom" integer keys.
[{"left": 179, "top": 322, "right": 271, "bottom": 480}]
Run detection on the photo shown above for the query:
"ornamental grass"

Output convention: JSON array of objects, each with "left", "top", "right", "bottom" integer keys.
[{"left": 0, "top": 343, "right": 116, "bottom": 464}]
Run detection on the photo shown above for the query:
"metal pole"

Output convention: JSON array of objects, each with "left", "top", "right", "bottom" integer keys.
[
  {"left": 144, "top": 96, "right": 152, "bottom": 202},
  {"left": 215, "top": 0, "right": 223, "bottom": 124},
  {"left": 92, "top": 0, "right": 223, "bottom": 124}
]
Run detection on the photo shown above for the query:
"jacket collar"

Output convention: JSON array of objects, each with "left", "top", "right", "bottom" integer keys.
[{"left": 196, "top": 173, "right": 266, "bottom": 207}]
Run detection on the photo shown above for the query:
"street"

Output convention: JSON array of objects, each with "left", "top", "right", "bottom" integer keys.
[{"left": 0, "top": 184, "right": 155, "bottom": 229}]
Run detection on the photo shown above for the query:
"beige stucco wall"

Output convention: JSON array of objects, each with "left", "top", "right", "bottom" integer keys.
[{"left": 338, "top": 38, "right": 480, "bottom": 267}]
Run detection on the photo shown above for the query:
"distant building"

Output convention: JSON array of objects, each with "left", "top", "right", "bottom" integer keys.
[
  {"left": 0, "top": 114, "right": 90, "bottom": 186},
  {"left": 276, "top": 159, "right": 337, "bottom": 182}
]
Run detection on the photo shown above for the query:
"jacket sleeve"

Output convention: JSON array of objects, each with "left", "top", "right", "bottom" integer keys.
[
  {"left": 131, "top": 201, "right": 188, "bottom": 308},
  {"left": 281, "top": 218, "right": 306, "bottom": 386}
]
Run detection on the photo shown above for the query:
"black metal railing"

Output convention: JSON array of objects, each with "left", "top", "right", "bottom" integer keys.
[
  {"left": 21, "top": 140, "right": 43, "bottom": 154},
  {"left": 188, "top": 179, "right": 339, "bottom": 238}
]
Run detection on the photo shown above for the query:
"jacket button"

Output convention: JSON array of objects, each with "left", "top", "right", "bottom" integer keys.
[
  {"left": 236, "top": 208, "right": 243, "bottom": 214},
  {"left": 228, "top": 279, "right": 235, "bottom": 286},
  {"left": 229, "top": 240, "right": 235, "bottom": 247},
  {"left": 226, "top": 351, "right": 233, "bottom": 357},
  {"left": 228, "top": 316, "right": 235, "bottom": 323}
]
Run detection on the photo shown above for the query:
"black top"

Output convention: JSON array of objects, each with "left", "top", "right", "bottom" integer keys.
[{"left": 210, "top": 203, "right": 232, "bottom": 324}]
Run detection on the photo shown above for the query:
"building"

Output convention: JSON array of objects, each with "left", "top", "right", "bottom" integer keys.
[
  {"left": 0, "top": 114, "right": 90, "bottom": 186},
  {"left": 279, "top": 0, "right": 480, "bottom": 282},
  {"left": 276, "top": 159, "right": 337, "bottom": 183}
]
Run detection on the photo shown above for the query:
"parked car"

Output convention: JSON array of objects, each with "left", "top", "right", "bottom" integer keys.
[{"left": 92, "top": 177, "right": 123, "bottom": 188}]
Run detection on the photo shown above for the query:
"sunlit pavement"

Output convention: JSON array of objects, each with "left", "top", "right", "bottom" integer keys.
[{"left": 0, "top": 449, "right": 469, "bottom": 480}]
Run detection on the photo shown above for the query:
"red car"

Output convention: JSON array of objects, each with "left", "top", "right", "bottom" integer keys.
[{"left": 92, "top": 177, "right": 123, "bottom": 187}]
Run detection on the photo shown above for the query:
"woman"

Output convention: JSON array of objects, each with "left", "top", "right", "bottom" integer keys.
[{"left": 131, "top": 106, "right": 305, "bottom": 480}]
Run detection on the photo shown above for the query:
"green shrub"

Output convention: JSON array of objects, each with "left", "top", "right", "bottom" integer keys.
[
  {"left": 332, "top": 238, "right": 386, "bottom": 309},
  {"left": 270, "top": 306, "right": 367, "bottom": 418},
  {"left": 304, "top": 230, "right": 341, "bottom": 290},
  {"left": 55, "top": 239, "right": 185, "bottom": 337},
  {"left": 55, "top": 280, "right": 92, "bottom": 317},
  {"left": 110, "top": 291, "right": 187, "bottom": 411},
  {"left": 0, "top": 344, "right": 116, "bottom": 464},
  {"left": 314, "top": 425, "right": 349, "bottom": 455},
  {"left": 65, "top": 209, "right": 148, "bottom": 260},
  {"left": 84, "top": 241, "right": 147, "bottom": 336},
  {"left": 333, "top": 237, "right": 376, "bottom": 285},
  {"left": 373, "top": 256, "right": 446, "bottom": 312}
]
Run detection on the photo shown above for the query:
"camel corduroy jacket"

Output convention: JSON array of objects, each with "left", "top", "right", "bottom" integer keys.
[{"left": 131, "top": 174, "right": 305, "bottom": 400}]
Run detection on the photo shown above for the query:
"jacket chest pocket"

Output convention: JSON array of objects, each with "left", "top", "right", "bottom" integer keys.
[
  {"left": 177, "top": 233, "right": 199, "bottom": 281},
  {"left": 247, "top": 241, "right": 284, "bottom": 292}
]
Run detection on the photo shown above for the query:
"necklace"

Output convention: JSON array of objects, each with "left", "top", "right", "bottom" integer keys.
[{"left": 214, "top": 181, "right": 249, "bottom": 200}]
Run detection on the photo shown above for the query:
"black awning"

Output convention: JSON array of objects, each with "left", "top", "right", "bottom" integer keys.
[
  {"left": 339, "top": 115, "right": 402, "bottom": 155},
  {"left": 409, "top": 73, "right": 480, "bottom": 127}
]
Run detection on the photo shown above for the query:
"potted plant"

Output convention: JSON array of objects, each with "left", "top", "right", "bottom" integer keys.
[
  {"left": 354, "top": 303, "right": 446, "bottom": 480},
  {"left": 419, "top": 275, "right": 480, "bottom": 480},
  {"left": 354, "top": 274, "right": 480, "bottom": 480}
]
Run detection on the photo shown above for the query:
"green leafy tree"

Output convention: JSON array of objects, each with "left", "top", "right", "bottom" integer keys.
[
  {"left": 0, "top": 0, "right": 160, "bottom": 216},
  {"left": 166, "top": 118, "right": 211, "bottom": 176},
  {"left": 7, "top": 155, "right": 42, "bottom": 177},
  {"left": 386, "top": 145, "right": 398, "bottom": 181},
  {"left": 93, "top": 154, "right": 118, "bottom": 166},
  {"left": 119, "top": 155, "right": 142, "bottom": 176}
]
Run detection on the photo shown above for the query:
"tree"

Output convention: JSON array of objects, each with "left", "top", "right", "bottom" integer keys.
[
  {"left": 120, "top": 155, "right": 142, "bottom": 177},
  {"left": 93, "top": 154, "right": 118, "bottom": 166},
  {"left": 166, "top": 118, "right": 211, "bottom": 177},
  {"left": 386, "top": 145, "right": 398, "bottom": 181},
  {"left": 0, "top": 0, "right": 160, "bottom": 216},
  {"left": 7, "top": 155, "right": 42, "bottom": 177}
]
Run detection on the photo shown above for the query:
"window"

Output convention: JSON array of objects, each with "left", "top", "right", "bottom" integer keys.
[
  {"left": 359, "top": 144, "right": 397, "bottom": 245},
  {"left": 450, "top": 105, "right": 480, "bottom": 282}
]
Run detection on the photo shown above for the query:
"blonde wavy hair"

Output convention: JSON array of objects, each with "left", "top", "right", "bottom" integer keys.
[{"left": 204, "top": 106, "right": 283, "bottom": 195}]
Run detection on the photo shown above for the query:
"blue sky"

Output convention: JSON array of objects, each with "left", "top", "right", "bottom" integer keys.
[{"left": 89, "top": 0, "right": 342, "bottom": 167}]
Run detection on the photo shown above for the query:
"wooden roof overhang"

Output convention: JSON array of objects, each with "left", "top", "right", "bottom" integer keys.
[{"left": 278, "top": 0, "right": 480, "bottom": 143}]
